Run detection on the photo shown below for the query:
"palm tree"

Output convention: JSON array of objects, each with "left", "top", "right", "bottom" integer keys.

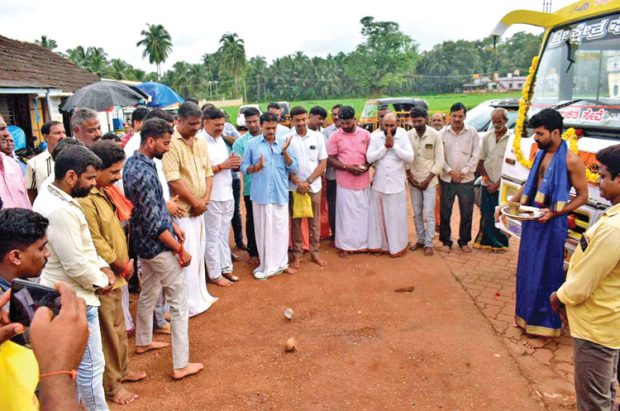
[
  {"left": 163, "top": 61, "right": 191, "bottom": 98},
  {"left": 85, "top": 47, "right": 109, "bottom": 76},
  {"left": 186, "top": 64, "right": 207, "bottom": 98},
  {"left": 218, "top": 33, "right": 247, "bottom": 98},
  {"left": 66, "top": 45, "right": 88, "bottom": 67},
  {"left": 107, "top": 59, "right": 128, "bottom": 80},
  {"left": 247, "top": 56, "right": 268, "bottom": 102},
  {"left": 35, "top": 35, "right": 58, "bottom": 50},
  {"left": 136, "top": 24, "right": 173, "bottom": 80},
  {"left": 129, "top": 68, "right": 147, "bottom": 82}
]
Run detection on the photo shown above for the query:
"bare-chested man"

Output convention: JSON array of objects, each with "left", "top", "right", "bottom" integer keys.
[{"left": 507, "top": 108, "right": 588, "bottom": 347}]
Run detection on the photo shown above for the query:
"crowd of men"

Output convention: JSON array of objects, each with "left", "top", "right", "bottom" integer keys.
[{"left": 0, "top": 98, "right": 619, "bottom": 410}]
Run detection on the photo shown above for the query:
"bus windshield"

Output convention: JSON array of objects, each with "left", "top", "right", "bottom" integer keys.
[{"left": 529, "top": 12, "right": 620, "bottom": 131}]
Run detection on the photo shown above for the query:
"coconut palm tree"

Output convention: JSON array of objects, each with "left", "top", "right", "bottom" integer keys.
[
  {"left": 247, "top": 56, "right": 268, "bottom": 102},
  {"left": 85, "top": 47, "right": 109, "bottom": 77},
  {"left": 107, "top": 59, "right": 129, "bottom": 80},
  {"left": 65, "top": 45, "right": 88, "bottom": 67},
  {"left": 186, "top": 64, "right": 207, "bottom": 98},
  {"left": 129, "top": 68, "right": 147, "bottom": 82},
  {"left": 35, "top": 35, "right": 58, "bottom": 50},
  {"left": 136, "top": 24, "right": 173, "bottom": 80},
  {"left": 218, "top": 33, "right": 247, "bottom": 98},
  {"left": 163, "top": 61, "right": 191, "bottom": 98}
]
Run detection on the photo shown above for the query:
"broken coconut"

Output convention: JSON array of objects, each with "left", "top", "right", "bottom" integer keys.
[
  {"left": 285, "top": 337, "right": 297, "bottom": 352},
  {"left": 283, "top": 308, "right": 294, "bottom": 321}
]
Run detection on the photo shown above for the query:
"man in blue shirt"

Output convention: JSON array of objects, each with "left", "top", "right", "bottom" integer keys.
[
  {"left": 241, "top": 113, "right": 297, "bottom": 280},
  {"left": 233, "top": 107, "right": 262, "bottom": 264},
  {"left": 123, "top": 118, "right": 203, "bottom": 381}
]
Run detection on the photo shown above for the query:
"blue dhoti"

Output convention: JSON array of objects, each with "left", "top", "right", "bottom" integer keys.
[
  {"left": 515, "top": 215, "right": 567, "bottom": 336},
  {"left": 515, "top": 140, "right": 570, "bottom": 337}
]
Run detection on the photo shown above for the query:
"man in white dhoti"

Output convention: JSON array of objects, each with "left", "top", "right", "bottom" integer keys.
[
  {"left": 366, "top": 113, "right": 414, "bottom": 257},
  {"left": 200, "top": 108, "right": 241, "bottom": 286},
  {"left": 326, "top": 106, "right": 372, "bottom": 258},
  {"left": 241, "top": 112, "right": 298, "bottom": 280},
  {"left": 162, "top": 102, "right": 217, "bottom": 316}
]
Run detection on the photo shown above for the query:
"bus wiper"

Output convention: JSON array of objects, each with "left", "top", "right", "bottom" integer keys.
[{"left": 550, "top": 99, "right": 586, "bottom": 110}]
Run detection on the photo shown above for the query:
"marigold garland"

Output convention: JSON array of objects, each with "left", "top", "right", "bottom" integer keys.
[{"left": 513, "top": 57, "right": 600, "bottom": 184}]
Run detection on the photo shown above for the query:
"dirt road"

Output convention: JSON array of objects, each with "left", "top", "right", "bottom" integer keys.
[{"left": 118, "top": 239, "right": 544, "bottom": 410}]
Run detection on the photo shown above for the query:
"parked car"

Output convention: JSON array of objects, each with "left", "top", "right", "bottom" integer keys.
[
  {"left": 236, "top": 104, "right": 263, "bottom": 129},
  {"left": 358, "top": 97, "right": 428, "bottom": 132},
  {"left": 465, "top": 98, "right": 519, "bottom": 133},
  {"left": 468, "top": 99, "right": 520, "bottom": 207}
]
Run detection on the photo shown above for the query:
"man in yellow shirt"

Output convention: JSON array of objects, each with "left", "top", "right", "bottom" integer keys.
[
  {"left": 162, "top": 102, "right": 217, "bottom": 316},
  {"left": 551, "top": 144, "right": 620, "bottom": 410},
  {"left": 0, "top": 208, "right": 89, "bottom": 411}
]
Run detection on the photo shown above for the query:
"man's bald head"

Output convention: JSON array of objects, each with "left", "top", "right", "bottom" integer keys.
[
  {"left": 382, "top": 113, "right": 397, "bottom": 123},
  {"left": 431, "top": 112, "right": 446, "bottom": 131},
  {"left": 381, "top": 113, "right": 398, "bottom": 136}
]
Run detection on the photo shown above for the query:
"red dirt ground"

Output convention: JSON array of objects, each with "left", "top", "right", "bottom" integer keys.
[{"left": 116, "top": 234, "right": 544, "bottom": 410}]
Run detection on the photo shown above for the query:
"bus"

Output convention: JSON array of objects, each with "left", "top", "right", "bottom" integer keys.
[{"left": 494, "top": 0, "right": 620, "bottom": 268}]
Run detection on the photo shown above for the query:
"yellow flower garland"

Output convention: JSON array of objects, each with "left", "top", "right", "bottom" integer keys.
[{"left": 513, "top": 57, "right": 600, "bottom": 184}]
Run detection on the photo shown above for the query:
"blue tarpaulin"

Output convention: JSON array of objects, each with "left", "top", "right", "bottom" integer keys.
[{"left": 136, "top": 82, "right": 184, "bottom": 108}]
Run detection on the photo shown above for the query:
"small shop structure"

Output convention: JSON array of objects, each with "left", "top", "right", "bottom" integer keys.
[{"left": 0, "top": 35, "right": 99, "bottom": 148}]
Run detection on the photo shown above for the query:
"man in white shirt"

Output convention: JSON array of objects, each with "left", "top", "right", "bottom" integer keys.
[
  {"left": 308, "top": 106, "right": 327, "bottom": 133},
  {"left": 26, "top": 120, "right": 66, "bottom": 203},
  {"left": 407, "top": 106, "right": 444, "bottom": 256},
  {"left": 121, "top": 107, "right": 148, "bottom": 152},
  {"left": 322, "top": 104, "right": 342, "bottom": 243},
  {"left": 287, "top": 106, "right": 328, "bottom": 267},
  {"left": 122, "top": 108, "right": 150, "bottom": 159},
  {"left": 33, "top": 145, "right": 114, "bottom": 411},
  {"left": 200, "top": 108, "right": 241, "bottom": 286},
  {"left": 474, "top": 108, "right": 510, "bottom": 251},
  {"left": 366, "top": 113, "right": 414, "bottom": 257},
  {"left": 439, "top": 102, "right": 480, "bottom": 253}
]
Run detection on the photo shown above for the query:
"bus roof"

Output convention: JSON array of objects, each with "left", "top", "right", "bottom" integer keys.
[{"left": 491, "top": 0, "right": 620, "bottom": 37}]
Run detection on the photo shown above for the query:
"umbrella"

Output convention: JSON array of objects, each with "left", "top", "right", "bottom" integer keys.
[
  {"left": 61, "top": 81, "right": 148, "bottom": 112},
  {"left": 136, "top": 82, "right": 184, "bottom": 108}
]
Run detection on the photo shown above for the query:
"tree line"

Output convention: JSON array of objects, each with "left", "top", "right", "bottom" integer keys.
[{"left": 36, "top": 17, "right": 541, "bottom": 102}]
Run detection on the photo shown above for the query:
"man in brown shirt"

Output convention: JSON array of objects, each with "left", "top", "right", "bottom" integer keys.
[
  {"left": 162, "top": 102, "right": 217, "bottom": 317},
  {"left": 80, "top": 141, "right": 146, "bottom": 405}
]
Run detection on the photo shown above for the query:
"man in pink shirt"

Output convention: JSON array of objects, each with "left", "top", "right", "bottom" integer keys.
[
  {"left": 327, "top": 106, "right": 371, "bottom": 258},
  {"left": 0, "top": 117, "right": 30, "bottom": 209}
]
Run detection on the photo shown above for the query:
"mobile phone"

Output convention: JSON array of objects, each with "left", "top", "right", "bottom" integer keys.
[{"left": 9, "top": 279, "right": 61, "bottom": 347}]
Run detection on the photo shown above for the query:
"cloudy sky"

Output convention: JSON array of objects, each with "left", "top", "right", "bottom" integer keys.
[{"left": 1, "top": 0, "right": 574, "bottom": 73}]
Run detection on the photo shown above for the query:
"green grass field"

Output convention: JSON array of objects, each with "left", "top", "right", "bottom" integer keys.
[{"left": 221, "top": 93, "right": 519, "bottom": 126}]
